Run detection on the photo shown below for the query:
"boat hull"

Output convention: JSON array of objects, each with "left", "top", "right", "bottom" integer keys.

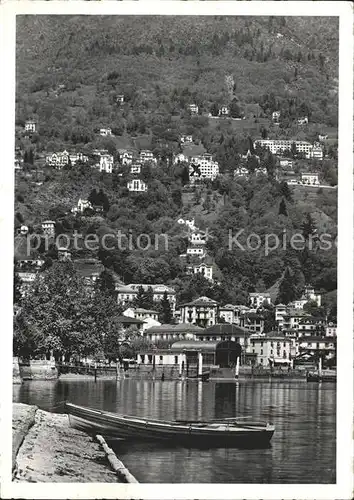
[{"left": 65, "top": 403, "right": 274, "bottom": 447}]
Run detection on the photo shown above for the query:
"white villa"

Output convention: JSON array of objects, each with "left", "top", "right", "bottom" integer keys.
[{"left": 127, "top": 179, "right": 148, "bottom": 192}]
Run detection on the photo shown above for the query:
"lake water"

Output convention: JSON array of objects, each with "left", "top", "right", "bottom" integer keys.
[{"left": 13, "top": 378, "right": 336, "bottom": 483}]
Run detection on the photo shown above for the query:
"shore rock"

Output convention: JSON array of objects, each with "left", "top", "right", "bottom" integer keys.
[{"left": 13, "top": 405, "right": 119, "bottom": 482}]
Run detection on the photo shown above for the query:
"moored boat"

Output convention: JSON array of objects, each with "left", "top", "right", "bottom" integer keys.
[{"left": 65, "top": 402, "right": 274, "bottom": 447}]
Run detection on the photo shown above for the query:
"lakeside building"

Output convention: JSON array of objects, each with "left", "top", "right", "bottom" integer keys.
[
  {"left": 127, "top": 179, "right": 148, "bottom": 192},
  {"left": 25, "top": 119, "right": 37, "bottom": 133},
  {"left": 196, "top": 324, "right": 251, "bottom": 347},
  {"left": 247, "top": 335, "right": 293, "bottom": 366},
  {"left": 179, "top": 296, "right": 219, "bottom": 328},
  {"left": 239, "top": 312, "right": 265, "bottom": 334},
  {"left": 297, "top": 336, "right": 336, "bottom": 357},
  {"left": 123, "top": 307, "right": 161, "bottom": 331},
  {"left": 254, "top": 139, "right": 323, "bottom": 160},
  {"left": 249, "top": 292, "right": 272, "bottom": 309},
  {"left": 189, "top": 154, "right": 219, "bottom": 182},
  {"left": 116, "top": 284, "right": 176, "bottom": 311},
  {"left": 143, "top": 323, "right": 203, "bottom": 343}
]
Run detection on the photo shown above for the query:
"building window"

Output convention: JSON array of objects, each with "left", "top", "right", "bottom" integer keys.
[
  {"left": 260, "top": 349, "right": 263, "bottom": 355},
  {"left": 159, "top": 355, "right": 163, "bottom": 361},
  {"left": 174, "top": 356, "right": 178, "bottom": 364},
  {"left": 283, "top": 351, "right": 286, "bottom": 358},
  {"left": 252, "top": 349, "right": 255, "bottom": 353},
  {"left": 140, "top": 355, "right": 145, "bottom": 364},
  {"left": 260, "top": 358, "right": 263, "bottom": 364},
  {"left": 148, "top": 355, "right": 153, "bottom": 363}
]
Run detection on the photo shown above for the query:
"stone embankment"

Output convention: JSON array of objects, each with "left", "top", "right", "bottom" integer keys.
[{"left": 12, "top": 403, "right": 138, "bottom": 483}]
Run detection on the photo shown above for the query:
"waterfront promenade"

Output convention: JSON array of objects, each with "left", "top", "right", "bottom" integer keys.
[{"left": 12, "top": 403, "right": 137, "bottom": 483}]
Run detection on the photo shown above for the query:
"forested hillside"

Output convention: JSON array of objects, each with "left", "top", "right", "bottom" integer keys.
[{"left": 14, "top": 15, "right": 338, "bottom": 309}]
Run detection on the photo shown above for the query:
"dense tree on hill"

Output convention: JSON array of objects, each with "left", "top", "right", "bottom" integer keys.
[
  {"left": 97, "top": 269, "right": 116, "bottom": 297},
  {"left": 277, "top": 267, "right": 298, "bottom": 305},
  {"left": 229, "top": 98, "right": 242, "bottom": 119},
  {"left": 13, "top": 272, "right": 22, "bottom": 305},
  {"left": 278, "top": 198, "right": 288, "bottom": 217},
  {"left": 158, "top": 291, "right": 173, "bottom": 324}
]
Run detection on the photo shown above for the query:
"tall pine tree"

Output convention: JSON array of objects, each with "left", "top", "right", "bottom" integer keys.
[
  {"left": 277, "top": 267, "right": 298, "bottom": 305},
  {"left": 158, "top": 291, "right": 173, "bottom": 324}
]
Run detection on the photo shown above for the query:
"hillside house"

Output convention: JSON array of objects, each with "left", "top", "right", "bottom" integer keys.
[
  {"left": 279, "top": 158, "right": 293, "bottom": 169},
  {"left": 24, "top": 120, "right": 36, "bottom": 133},
  {"left": 186, "top": 245, "right": 206, "bottom": 259},
  {"left": 254, "top": 139, "right": 320, "bottom": 160},
  {"left": 179, "top": 296, "right": 219, "bottom": 328},
  {"left": 272, "top": 111, "right": 280, "bottom": 122},
  {"left": 139, "top": 150, "right": 157, "bottom": 164},
  {"left": 127, "top": 179, "right": 148, "bottom": 192},
  {"left": 297, "top": 116, "right": 309, "bottom": 125},
  {"left": 123, "top": 307, "right": 161, "bottom": 331},
  {"left": 180, "top": 135, "right": 193, "bottom": 144},
  {"left": 99, "top": 128, "right": 112, "bottom": 136},
  {"left": 173, "top": 153, "right": 189, "bottom": 165},
  {"left": 188, "top": 104, "right": 199, "bottom": 115},
  {"left": 69, "top": 152, "right": 89, "bottom": 166},
  {"left": 71, "top": 198, "right": 93, "bottom": 214},
  {"left": 116, "top": 94, "right": 124, "bottom": 104},
  {"left": 219, "top": 105, "right": 229, "bottom": 116},
  {"left": 217, "top": 304, "right": 249, "bottom": 325},
  {"left": 249, "top": 292, "right": 272, "bottom": 309},
  {"left": 118, "top": 149, "right": 134, "bottom": 165},
  {"left": 187, "top": 262, "right": 213, "bottom": 281},
  {"left": 130, "top": 163, "right": 142, "bottom": 174},
  {"left": 301, "top": 172, "right": 319, "bottom": 185},
  {"left": 189, "top": 154, "right": 219, "bottom": 182},
  {"left": 46, "top": 150, "right": 70, "bottom": 169},
  {"left": 234, "top": 166, "right": 249, "bottom": 178},
  {"left": 239, "top": 312, "right": 265, "bottom": 334},
  {"left": 177, "top": 218, "right": 196, "bottom": 230},
  {"left": 99, "top": 154, "right": 114, "bottom": 173},
  {"left": 298, "top": 336, "right": 336, "bottom": 357},
  {"left": 310, "top": 144, "right": 324, "bottom": 160},
  {"left": 41, "top": 220, "right": 55, "bottom": 236},
  {"left": 318, "top": 134, "right": 328, "bottom": 142},
  {"left": 116, "top": 283, "right": 176, "bottom": 311}
]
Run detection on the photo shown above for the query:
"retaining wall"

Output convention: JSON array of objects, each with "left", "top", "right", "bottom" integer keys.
[{"left": 19, "top": 359, "right": 58, "bottom": 380}]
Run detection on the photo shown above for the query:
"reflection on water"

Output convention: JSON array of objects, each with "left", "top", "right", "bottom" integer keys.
[{"left": 13, "top": 379, "right": 336, "bottom": 483}]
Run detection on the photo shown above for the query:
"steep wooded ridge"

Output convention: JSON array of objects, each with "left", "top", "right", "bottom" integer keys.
[
  {"left": 14, "top": 16, "right": 338, "bottom": 310},
  {"left": 16, "top": 16, "right": 338, "bottom": 127}
]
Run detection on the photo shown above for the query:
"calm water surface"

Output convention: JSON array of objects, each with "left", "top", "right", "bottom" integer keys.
[{"left": 13, "top": 379, "right": 336, "bottom": 483}]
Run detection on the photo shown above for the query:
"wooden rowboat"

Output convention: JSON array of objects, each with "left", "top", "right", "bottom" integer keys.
[{"left": 65, "top": 402, "right": 274, "bottom": 447}]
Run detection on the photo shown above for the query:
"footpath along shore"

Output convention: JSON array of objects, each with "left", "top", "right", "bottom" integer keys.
[{"left": 12, "top": 403, "right": 138, "bottom": 483}]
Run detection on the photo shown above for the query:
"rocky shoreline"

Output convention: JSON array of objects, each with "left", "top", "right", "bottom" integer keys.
[{"left": 12, "top": 403, "right": 137, "bottom": 483}]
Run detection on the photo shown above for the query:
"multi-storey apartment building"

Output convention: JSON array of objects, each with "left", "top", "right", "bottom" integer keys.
[
  {"left": 116, "top": 284, "right": 176, "bottom": 311},
  {"left": 189, "top": 154, "right": 219, "bottom": 182},
  {"left": 254, "top": 139, "right": 323, "bottom": 160},
  {"left": 247, "top": 336, "right": 292, "bottom": 366},
  {"left": 179, "top": 296, "right": 219, "bottom": 328}
]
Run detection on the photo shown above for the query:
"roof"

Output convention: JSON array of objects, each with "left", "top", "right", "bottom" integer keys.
[
  {"left": 134, "top": 308, "right": 159, "bottom": 314},
  {"left": 171, "top": 341, "right": 219, "bottom": 352},
  {"left": 249, "top": 292, "right": 271, "bottom": 297},
  {"left": 145, "top": 324, "right": 204, "bottom": 334},
  {"left": 128, "top": 284, "right": 176, "bottom": 294},
  {"left": 180, "top": 296, "right": 219, "bottom": 307},
  {"left": 299, "top": 336, "right": 336, "bottom": 343},
  {"left": 116, "top": 316, "right": 145, "bottom": 325},
  {"left": 202, "top": 324, "right": 250, "bottom": 336}
]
